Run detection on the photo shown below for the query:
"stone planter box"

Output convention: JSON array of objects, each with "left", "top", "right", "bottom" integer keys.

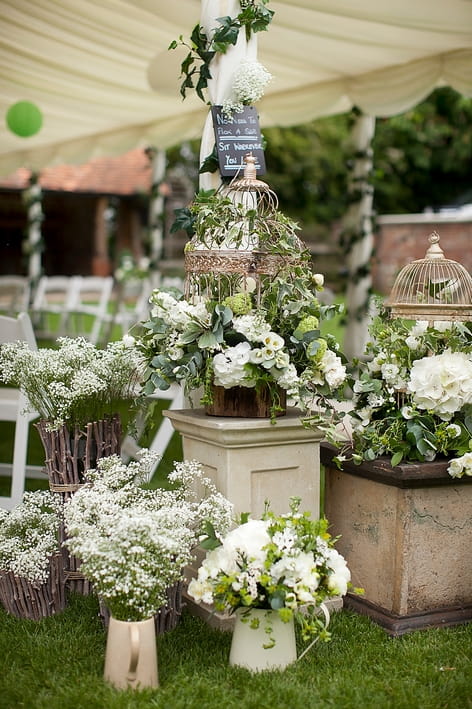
[{"left": 321, "top": 443, "right": 472, "bottom": 636}]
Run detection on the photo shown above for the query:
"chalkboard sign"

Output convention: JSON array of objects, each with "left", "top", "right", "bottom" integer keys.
[{"left": 211, "top": 105, "right": 266, "bottom": 177}]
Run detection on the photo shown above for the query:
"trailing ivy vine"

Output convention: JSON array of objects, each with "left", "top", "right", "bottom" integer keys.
[{"left": 169, "top": 1, "right": 273, "bottom": 103}]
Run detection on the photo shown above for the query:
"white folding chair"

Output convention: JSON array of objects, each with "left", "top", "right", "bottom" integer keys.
[
  {"left": 68, "top": 276, "right": 114, "bottom": 345},
  {"left": 107, "top": 278, "right": 154, "bottom": 338},
  {"left": 121, "top": 383, "right": 184, "bottom": 477},
  {"left": 0, "top": 312, "right": 43, "bottom": 509},
  {"left": 0, "top": 276, "right": 31, "bottom": 316},
  {"left": 31, "top": 275, "right": 78, "bottom": 339}
]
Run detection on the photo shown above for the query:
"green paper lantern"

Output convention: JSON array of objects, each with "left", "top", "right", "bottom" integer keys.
[{"left": 6, "top": 101, "right": 43, "bottom": 137}]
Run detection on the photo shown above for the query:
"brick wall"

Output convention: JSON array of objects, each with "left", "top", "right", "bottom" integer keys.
[{"left": 372, "top": 213, "right": 472, "bottom": 294}]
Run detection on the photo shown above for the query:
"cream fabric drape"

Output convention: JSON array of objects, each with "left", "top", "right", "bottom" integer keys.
[{"left": 1, "top": 0, "right": 471, "bottom": 174}]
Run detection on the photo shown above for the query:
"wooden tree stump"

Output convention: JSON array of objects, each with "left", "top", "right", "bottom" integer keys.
[{"left": 205, "top": 385, "right": 286, "bottom": 418}]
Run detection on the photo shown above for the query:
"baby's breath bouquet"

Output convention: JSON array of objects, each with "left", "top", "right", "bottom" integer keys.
[
  {"left": 63, "top": 452, "right": 234, "bottom": 622},
  {"left": 188, "top": 497, "right": 352, "bottom": 646},
  {"left": 328, "top": 304, "right": 472, "bottom": 477},
  {"left": 0, "top": 491, "right": 62, "bottom": 583},
  {"left": 0, "top": 335, "right": 144, "bottom": 431}
]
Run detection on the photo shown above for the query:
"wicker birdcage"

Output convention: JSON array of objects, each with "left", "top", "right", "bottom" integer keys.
[
  {"left": 184, "top": 154, "right": 309, "bottom": 304},
  {"left": 385, "top": 231, "right": 472, "bottom": 322}
]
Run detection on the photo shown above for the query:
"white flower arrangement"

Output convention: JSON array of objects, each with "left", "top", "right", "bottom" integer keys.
[
  {"left": 63, "top": 452, "right": 234, "bottom": 622},
  {"left": 327, "top": 305, "right": 472, "bottom": 475},
  {"left": 139, "top": 277, "right": 346, "bottom": 421},
  {"left": 0, "top": 491, "right": 62, "bottom": 583},
  {"left": 188, "top": 497, "right": 353, "bottom": 644},
  {"left": 222, "top": 59, "right": 273, "bottom": 118},
  {"left": 0, "top": 336, "right": 144, "bottom": 430}
]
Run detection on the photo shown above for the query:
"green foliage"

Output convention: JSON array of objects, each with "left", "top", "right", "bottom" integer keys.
[{"left": 373, "top": 87, "right": 472, "bottom": 213}]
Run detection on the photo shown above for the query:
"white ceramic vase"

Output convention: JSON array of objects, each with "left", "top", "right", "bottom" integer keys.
[
  {"left": 229, "top": 608, "right": 297, "bottom": 672},
  {"left": 104, "top": 616, "right": 158, "bottom": 690}
]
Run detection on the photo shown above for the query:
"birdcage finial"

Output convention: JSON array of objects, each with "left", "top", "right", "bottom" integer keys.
[{"left": 425, "top": 231, "right": 445, "bottom": 260}]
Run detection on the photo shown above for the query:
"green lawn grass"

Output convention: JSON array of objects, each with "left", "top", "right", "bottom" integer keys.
[{"left": 0, "top": 593, "right": 471, "bottom": 709}]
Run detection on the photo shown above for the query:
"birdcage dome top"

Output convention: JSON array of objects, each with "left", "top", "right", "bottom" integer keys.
[
  {"left": 183, "top": 154, "right": 310, "bottom": 302},
  {"left": 385, "top": 231, "right": 472, "bottom": 321}
]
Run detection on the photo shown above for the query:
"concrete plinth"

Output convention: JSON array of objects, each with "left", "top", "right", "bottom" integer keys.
[
  {"left": 165, "top": 408, "right": 323, "bottom": 519},
  {"left": 322, "top": 443, "right": 472, "bottom": 636}
]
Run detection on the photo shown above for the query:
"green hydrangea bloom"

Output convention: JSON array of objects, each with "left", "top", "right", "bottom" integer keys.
[
  {"left": 222, "top": 292, "right": 253, "bottom": 315},
  {"left": 308, "top": 337, "right": 327, "bottom": 362},
  {"left": 296, "top": 315, "right": 319, "bottom": 336}
]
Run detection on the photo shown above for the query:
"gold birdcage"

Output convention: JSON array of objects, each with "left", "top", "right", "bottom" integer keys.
[
  {"left": 184, "top": 154, "right": 309, "bottom": 303},
  {"left": 385, "top": 231, "right": 472, "bottom": 322}
]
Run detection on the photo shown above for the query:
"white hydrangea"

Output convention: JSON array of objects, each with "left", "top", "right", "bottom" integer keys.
[
  {"left": 233, "top": 313, "right": 271, "bottom": 342},
  {"left": 212, "top": 341, "right": 256, "bottom": 388},
  {"left": 407, "top": 350, "right": 472, "bottom": 420}
]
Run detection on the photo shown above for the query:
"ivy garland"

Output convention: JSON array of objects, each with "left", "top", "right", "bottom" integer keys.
[
  {"left": 341, "top": 109, "right": 377, "bottom": 322},
  {"left": 169, "top": 0, "right": 274, "bottom": 103},
  {"left": 21, "top": 172, "right": 44, "bottom": 282}
]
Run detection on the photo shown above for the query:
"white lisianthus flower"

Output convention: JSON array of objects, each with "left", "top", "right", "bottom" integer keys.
[
  {"left": 273, "top": 350, "right": 290, "bottom": 370},
  {"left": 122, "top": 334, "right": 136, "bottom": 347},
  {"left": 260, "top": 332, "right": 285, "bottom": 350},
  {"left": 273, "top": 363, "right": 299, "bottom": 389},
  {"left": 401, "top": 405, "right": 415, "bottom": 419},
  {"left": 356, "top": 406, "right": 373, "bottom": 427},
  {"left": 446, "top": 423, "right": 462, "bottom": 438},
  {"left": 186, "top": 578, "right": 214, "bottom": 605},
  {"left": 405, "top": 335, "right": 420, "bottom": 350},
  {"left": 381, "top": 363, "right": 400, "bottom": 384},
  {"left": 367, "top": 354, "right": 384, "bottom": 373},
  {"left": 408, "top": 350, "right": 472, "bottom": 420}
]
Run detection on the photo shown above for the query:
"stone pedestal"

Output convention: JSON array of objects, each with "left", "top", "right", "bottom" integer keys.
[
  {"left": 322, "top": 443, "right": 472, "bottom": 636},
  {"left": 165, "top": 408, "right": 323, "bottom": 519},
  {"left": 165, "top": 408, "right": 327, "bottom": 630}
]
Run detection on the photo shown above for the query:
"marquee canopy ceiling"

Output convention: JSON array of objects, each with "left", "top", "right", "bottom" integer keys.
[{"left": 1, "top": 0, "right": 472, "bottom": 176}]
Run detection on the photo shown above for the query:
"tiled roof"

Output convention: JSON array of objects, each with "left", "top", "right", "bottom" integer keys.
[{"left": 0, "top": 149, "right": 153, "bottom": 195}]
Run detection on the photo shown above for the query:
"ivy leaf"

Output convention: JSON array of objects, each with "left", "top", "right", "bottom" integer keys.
[
  {"left": 170, "top": 207, "right": 195, "bottom": 236},
  {"left": 213, "top": 16, "right": 240, "bottom": 51},
  {"left": 199, "top": 145, "right": 219, "bottom": 174}
]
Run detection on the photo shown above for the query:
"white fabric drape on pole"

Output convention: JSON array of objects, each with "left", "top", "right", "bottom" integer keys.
[
  {"left": 342, "top": 114, "right": 376, "bottom": 360},
  {"left": 198, "top": 0, "right": 258, "bottom": 189}
]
